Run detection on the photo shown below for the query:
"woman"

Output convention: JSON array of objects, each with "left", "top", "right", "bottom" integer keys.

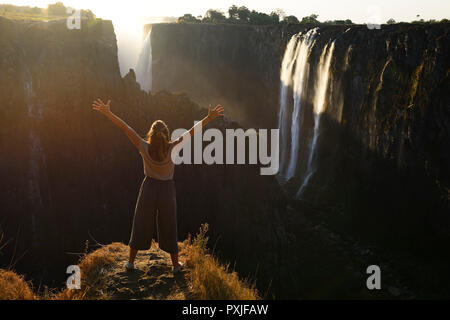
[{"left": 92, "top": 98, "right": 224, "bottom": 273}]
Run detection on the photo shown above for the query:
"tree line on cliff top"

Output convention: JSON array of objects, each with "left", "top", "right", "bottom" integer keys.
[
  {"left": 177, "top": 7, "right": 338, "bottom": 25},
  {"left": 177, "top": 5, "right": 449, "bottom": 25}
]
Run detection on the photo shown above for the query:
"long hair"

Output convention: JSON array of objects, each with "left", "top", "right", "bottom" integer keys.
[{"left": 146, "top": 120, "right": 170, "bottom": 161}]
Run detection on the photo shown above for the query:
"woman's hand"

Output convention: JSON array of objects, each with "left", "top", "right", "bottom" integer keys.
[
  {"left": 92, "top": 98, "right": 142, "bottom": 149},
  {"left": 179, "top": 104, "right": 225, "bottom": 142},
  {"left": 207, "top": 104, "right": 224, "bottom": 120},
  {"left": 92, "top": 98, "right": 111, "bottom": 115}
]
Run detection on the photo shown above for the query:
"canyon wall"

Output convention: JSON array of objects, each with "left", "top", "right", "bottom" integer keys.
[
  {"left": 150, "top": 23, "right": 289, "bottom": 128},
  {"left": 301, "top": 24, "right": 450, "bottom": 248},
  {"left": 149, "top": 23, "right": 450, "bottom": 248},
  {"left": 1, "top": 17, "right": 449, "bottom": 298}
]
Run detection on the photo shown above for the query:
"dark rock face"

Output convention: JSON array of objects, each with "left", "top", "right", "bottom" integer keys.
[
  {"left": 0, "top": 18, "right": 287, "bottom": 296},
  {"left": 298, "top": 24, "right": 450, "bottom": 246},
  {"left": 150, "top": 23, "right": 289, "bottom": 129},
  {"left": 150, "top": 23, "right": 339, "bottom": 128}
]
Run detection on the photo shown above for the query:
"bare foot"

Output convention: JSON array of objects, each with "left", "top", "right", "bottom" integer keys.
[{"left": 172, "top": 262, "right": 183, "bottom": 274}]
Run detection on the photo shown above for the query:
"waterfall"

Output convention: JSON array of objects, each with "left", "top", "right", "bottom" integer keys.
[
  {"left": 135, "top": 28, "right": 152, "bottom": 93},
  {"left": 278, "top": 34, "right": 300, "bottom": 178},
  {"left": 297, "top": 41, "right": 335, "bottom": 197},
  {"left": 24, "top": 69, "right": 44, "bottom": 247},
  {"left": 278, "top": 29, "right": 317, "bottom": 181}
]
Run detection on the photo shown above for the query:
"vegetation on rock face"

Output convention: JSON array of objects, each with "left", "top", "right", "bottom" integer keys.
[{"left": 0, "top": 2, "right": 95, "bottom": 21}]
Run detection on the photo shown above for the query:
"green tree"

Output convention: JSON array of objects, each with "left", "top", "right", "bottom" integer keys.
[
  {"left": 248, "top": 10, "right": 274, "bottom": 25},
  {"left": 237, "top": 6, "right": 250, "bottom": 23},
  {"left": 202, "top": 9, "right": 227, "bottom": 23},
  {"left": 178, "top": 13, "right": 200, "bottom": 23},
  {"left": 386, "top": 18, "right": 396, "bottom": 24},
  {"left": 282, "top": 15, "right": 300, "bottom": 24},
  {"left": 323, "top": 19, "right": 353, "bottom": 25},
  {"left": 228, "top": 5, "right": 239, "bottom": 21},
  {"left": 47, "top": 2, "right": 66, "bottom": 16},
  {"left": 269, "top": 11, "right": 280, "bottom": 24},
  {"left": 300, "top": 14, "right": 319, "bottom": 24},
  {"left": 273, "top": 9, "right": 286, "bottom": 21}
]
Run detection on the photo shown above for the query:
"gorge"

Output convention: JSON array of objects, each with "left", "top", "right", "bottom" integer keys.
[
  {"left": 0, "top": 16, "right": 449, "bottom": 298},
  {"left": 148, "top": 22, "right": 449, "bottom": 245}
]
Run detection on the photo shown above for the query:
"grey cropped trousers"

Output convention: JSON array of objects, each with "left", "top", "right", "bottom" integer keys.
[{"left": 128, "top": 176, "right": 178, "bottom": 254}]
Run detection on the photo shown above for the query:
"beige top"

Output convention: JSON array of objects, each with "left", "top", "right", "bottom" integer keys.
[
  {"left": 137, "top": 122, "right": 200, "bottom": 180},
  {"left": 137, "top": 138, "right": 177, "bottom": 180}
]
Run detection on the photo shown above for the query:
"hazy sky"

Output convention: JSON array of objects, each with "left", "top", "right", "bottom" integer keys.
[{"left": 6, "top": 0, "right": 450, "bottom": 23}]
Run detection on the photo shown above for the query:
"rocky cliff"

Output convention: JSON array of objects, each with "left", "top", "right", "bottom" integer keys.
[
  {"left": 150, "top": 23, "right": 288, "bottom": 128},
  {"left": 1, "top": 17, "right": 449, "bottom": 299},
  {"left": 149, "top": 22, "right": 450, "bottom": 248},
  {"left": 299, "top": 23, "right": 450, "bottom": 247}
]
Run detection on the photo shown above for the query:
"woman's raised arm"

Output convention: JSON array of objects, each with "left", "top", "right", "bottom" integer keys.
[
  {"left": 92, "top": 98, "right": 142, "bottom": 150},
  {"left": 173, "top": 104, "right": 224, "bottom": 146}
]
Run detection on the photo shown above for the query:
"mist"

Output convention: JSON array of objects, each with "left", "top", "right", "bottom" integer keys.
[{"left": 113, "top": 16, "right": 176, "bottom": 77}]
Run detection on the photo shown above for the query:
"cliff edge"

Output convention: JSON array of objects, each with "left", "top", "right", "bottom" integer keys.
[{"left": 1, "top": 225, "right": 259, "bottom": 300}]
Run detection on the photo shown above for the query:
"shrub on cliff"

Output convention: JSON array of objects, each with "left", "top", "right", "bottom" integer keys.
[
  {"left": 57, "top": 242, "right": 122, "bottom": 299},
  {"left": 181, "top": 224, "right": 259, "bottom": 300},
  {"left": 0, "top": 233, "right": 36, "bottom": 299},
  {"left": 0, "top": 269, "right": 36, "bottom": 300},
  {"left": 47, "top": 2, "right": 66, "bottom": 16}
]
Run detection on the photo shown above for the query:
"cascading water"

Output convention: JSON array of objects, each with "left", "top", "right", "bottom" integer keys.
[
  {"left": 297, "top": 41, "right": 335, "bottom": 197},
  {"left": 278, "top": 29, "right": 317, "bottom": 181},
  {"left": 24, "top": 69, "right": 44, "bottom": 247},
  {"left": 135, "top": 28, "right": 152, "bottom": 93},
  {"left": 278, "top": 34, "right": 300, "bottom": 178}
]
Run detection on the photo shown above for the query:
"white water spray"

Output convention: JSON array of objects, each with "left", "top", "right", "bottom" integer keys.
[
  {"left": 297, "top": 41, "right": 335, "bottom": 197},
  {"left": 135, "top": 28, "right": 153, "bottom": 93},
  {"left": 24, "top": 69, "right": 44, "bottom": 247},
  {"left": 278, "top": 29, "right": 317, "bottom": 181},
  {"left": 278, "top": 34, "right": 300, "bottom": 177}
]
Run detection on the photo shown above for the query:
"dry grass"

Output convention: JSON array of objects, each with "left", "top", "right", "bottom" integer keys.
[
  {"left": 1, "top": 226, "right": 258, "bottom": 300},
  {"left": 0, "top": 12, "right": 67, "bottom": 21},
  {"left": 56, "top": 242, "right": 125, "bottom": 300},
  {"left": 0, "top": 269, "right": 36, "bottom": 300},
  {"left": 180, "top": 224, "right": 260, "bottom": 300}
]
